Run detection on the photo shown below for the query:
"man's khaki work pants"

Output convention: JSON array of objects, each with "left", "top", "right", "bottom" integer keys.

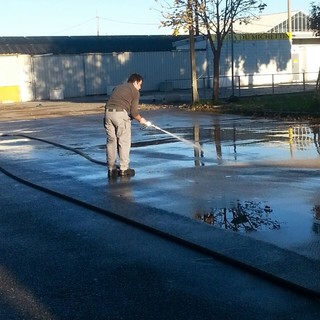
[{"left": 104, "top": 110, "right": 131, "bottom": 171}]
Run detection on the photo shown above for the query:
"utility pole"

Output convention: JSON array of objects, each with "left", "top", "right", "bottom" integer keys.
[
  {"left": 287, "top": 0, "right": 292, "bottom": 33},
  {"left": 231, "top": 0, "right": 235, "bottom": 97},
  {"left": 96, "top": 11, "right": 100, "bottom": 36}
]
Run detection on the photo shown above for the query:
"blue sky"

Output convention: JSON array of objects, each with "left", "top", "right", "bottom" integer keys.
[{"left": 0, "top": 0, "right": 312, "bottom": 36}]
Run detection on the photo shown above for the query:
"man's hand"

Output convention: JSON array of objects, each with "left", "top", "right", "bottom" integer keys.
[
  {"left": 140, "top": 117, "right": 147, "bottom": 125},
  {"left": 140, "top": 118, "right": 152, "bottom": 129}
]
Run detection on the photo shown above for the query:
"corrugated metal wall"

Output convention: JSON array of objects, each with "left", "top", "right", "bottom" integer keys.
[
  {"left": 1, "top": 35, "right": 319, "bottom": 103},
  {"left": 33, "top": 55, "right": 85, "bottom": 100},
  {"left": 27, "top": 51, "right": 207, "bottom": 100},
  {"left": 83, "top": 51, "right": 209, "bottom": 93},
  {"left": 18, "top": 55, "right": 33, "bottom": 102},
  {"left": 0, "top": 50, "right": 207, "bottom": 102}
]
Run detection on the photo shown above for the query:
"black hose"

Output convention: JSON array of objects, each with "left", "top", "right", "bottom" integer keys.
[{"left": 1, "top": 133, "right": 106, "bottom": 165}]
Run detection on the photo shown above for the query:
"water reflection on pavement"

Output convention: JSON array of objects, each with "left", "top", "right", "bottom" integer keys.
[
  {"left": 131, "top": 110, "right": 320, "bottom": 260},
  {"left": 1, "top": 110, "right": 320, "bottom": 261}
]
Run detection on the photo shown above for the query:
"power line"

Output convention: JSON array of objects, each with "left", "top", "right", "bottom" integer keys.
[
  {"left": 51, "top": 17, "right": 96, "bottom": 35},
  {"left": 51, "top": 15, "right": 159, "bottom": 36},
  {"left": 99, "top": 16, "right": 159, "bottom": 26}
]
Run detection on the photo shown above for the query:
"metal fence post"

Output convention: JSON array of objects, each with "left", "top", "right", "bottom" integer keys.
[{"left": 272, "top": 74, "right": 275, "bottom": 94}]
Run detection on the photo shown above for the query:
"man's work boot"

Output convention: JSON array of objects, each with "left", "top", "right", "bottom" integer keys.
[{"left": 119, "top": 168, "right": 135, "bottom": 177}]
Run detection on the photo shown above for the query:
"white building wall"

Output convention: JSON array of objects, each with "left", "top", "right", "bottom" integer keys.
[
  {"left": 291, "top": 44, "right": 320, "bottom": 81},
  {"left": 18, "top": 55, "right": 33, "bottom": 102},
  {"left": 0, "top": 55, "right": 21, "bottom": 102},
  {"left": 206, "top": 34, "right": 293, "bottom": 88},
  {"left": 0, "top": 55, "right": 34, "bottom": 102},
  {"left": 0, "top": 55, "right": 19, "bottom": 85}
]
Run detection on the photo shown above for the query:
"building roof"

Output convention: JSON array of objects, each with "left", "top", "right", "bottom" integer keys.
[
  {"left": 0, "top": 11, "right": 315, "bottom": 56},
  {"left": 0, "top": 35, "right": 189, "bottom": 55},
  {"left": 233, "top": 11, "right": 312, "bottom": 36}
]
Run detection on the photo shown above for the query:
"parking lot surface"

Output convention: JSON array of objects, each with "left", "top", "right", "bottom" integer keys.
[{"left": 1, "top": 98, "right": 320, "bottom": 319}]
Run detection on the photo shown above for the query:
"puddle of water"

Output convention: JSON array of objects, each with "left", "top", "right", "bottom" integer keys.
[
  {"left": 194, "top": 200, "right": 279, "bottom": 232},
  {"left": 134, "top": 116, "right": 320, "bottom": 258},
  {"left": 140, "top": 120, "right": 320, "bottom": 164},
  {"left": 1, "top": 113, "right": 320, "bottom": 259}
]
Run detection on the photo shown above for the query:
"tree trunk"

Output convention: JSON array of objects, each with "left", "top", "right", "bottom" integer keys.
[
  {"left": 316, "top": 69, "right": 320, "bottom": 104},
  {"left": 212, "top": 56, "right": 220, "bottom": 102},
  {"left": 188, "top": 0, "right": 199, "bottom": 104},
  {"left": 211, "top": 40, "right": 223, "bottom": 102},
  {"left": 189, "top": 25, "right": 199, "bottom": 103}
]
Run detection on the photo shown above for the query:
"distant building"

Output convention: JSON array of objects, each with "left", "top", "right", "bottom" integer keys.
[
  {"left": 233, "top": 11, "right": 312, "bottom": 38},
  {"left": 0, "top": 35, "right": 195, "bottom": 103},
  {"left": 174, "top": 11, "right": 319, "bottom": 90},
  {"left": 0, "top": 12, "right": 319, "bottom": 103}
]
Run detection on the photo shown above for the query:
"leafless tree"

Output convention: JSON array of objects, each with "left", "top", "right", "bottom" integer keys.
[{"left": 157, "top": 0, "right": 266, "bottom": 102}]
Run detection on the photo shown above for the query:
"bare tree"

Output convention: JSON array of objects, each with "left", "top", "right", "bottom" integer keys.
[
  {"left": 309, "top": 2, "right": 320, "bottom": 36},
  {"left": 188, "top": 0, "right": 199, "bottom": 103},
  {"left": 157, "top": 0, "right": 266, "bottom": 102}
]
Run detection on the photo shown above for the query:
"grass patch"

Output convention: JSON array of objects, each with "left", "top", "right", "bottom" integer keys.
[
  {"left": 191, "top": 91, "right": 320, "bottom": 118},
  {"left": 223, "top": 92, "right": 320, "bottom": 117},
  {"left": 238, "top": 92, "right": 317, "bottom": 111}
]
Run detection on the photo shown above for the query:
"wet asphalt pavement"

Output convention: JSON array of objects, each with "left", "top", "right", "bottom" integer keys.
[{"left": 1, "top": 101, "right": 320, "bottom": 319}]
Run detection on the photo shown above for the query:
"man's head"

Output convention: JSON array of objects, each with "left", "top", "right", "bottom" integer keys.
[{"left": 127, "top": 73, "right": 143, "bottom": 90}]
